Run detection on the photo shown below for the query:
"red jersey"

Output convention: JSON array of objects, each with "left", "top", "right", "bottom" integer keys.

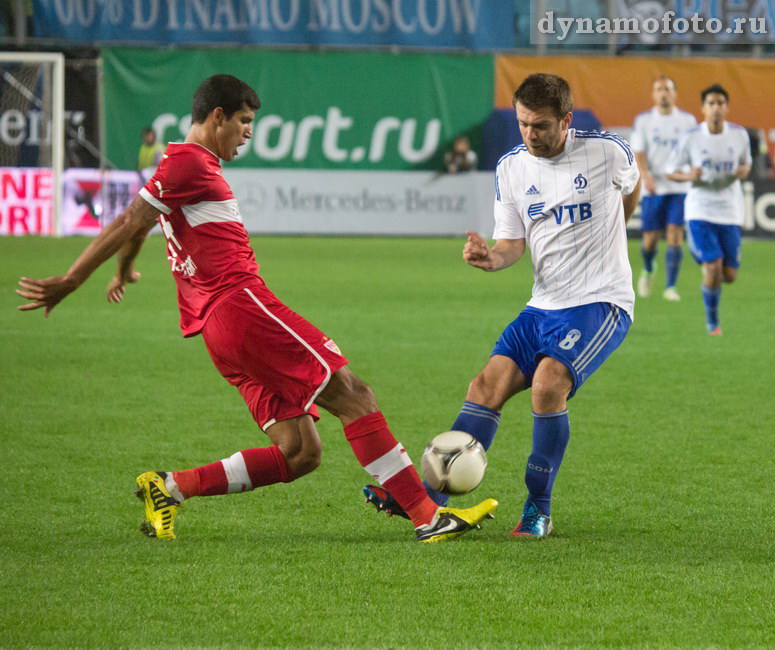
[{"left": 140, "top": 142, "right": 260, "bottom": 337}]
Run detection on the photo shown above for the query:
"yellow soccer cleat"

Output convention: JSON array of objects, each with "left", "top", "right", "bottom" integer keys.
[
  {"left": 135, "top": 471, "right": 179, "bottom": 540},
  {"left": 415, "top": 498, "right": 498, "bottom": 543}
]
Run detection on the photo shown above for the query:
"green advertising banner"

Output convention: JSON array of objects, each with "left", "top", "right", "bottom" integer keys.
[{"left": 103, "top": 48, "right": 493, "bottom": 171}]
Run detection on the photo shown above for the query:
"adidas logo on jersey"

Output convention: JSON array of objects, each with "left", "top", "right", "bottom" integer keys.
[{"left": 525, "top": 185, "right": 540, "bottom": 196}]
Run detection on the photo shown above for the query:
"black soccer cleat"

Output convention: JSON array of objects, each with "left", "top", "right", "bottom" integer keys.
[{"left": 362, "top": 485, "right": 410, "bottom": 520}]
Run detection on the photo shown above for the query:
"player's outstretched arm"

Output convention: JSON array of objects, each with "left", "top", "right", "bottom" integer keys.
[
  {"left": 107, "top": 219, "right": 156, "bottom": 303},
  {"left": 621, "top": 178, "right": 642, "bottom": 224},
  {"left": 17, "top": 195, "right": 159, "bottom": 316},
  {"left": 463, "top": 231, "right": 525, "bottom": 272},
  {"left": 634, "top": 152, "right": 656, "bottom": 195},
  {"left": 667, "top": 167, "right": 702, "bottom": 183},
  {"left": 734, "top": 163, "right": 752, "bottom": 180}
]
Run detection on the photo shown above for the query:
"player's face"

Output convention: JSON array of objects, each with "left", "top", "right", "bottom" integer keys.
[
  {"left": 515, "top": 102, "right": 571, "bottom": 158},
  {"left": 215, "top": 105, "right": 255, "bottom": 161},
  {"left": 702, "top": 93, "right": 729, "bottom": 125},
  {"left": 652, "top": 80, "right": 676, "bottom": 108}
]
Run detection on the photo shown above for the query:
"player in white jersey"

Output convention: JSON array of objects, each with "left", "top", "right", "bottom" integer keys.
[
  {"left": 666, "top": 84, "right": 751, "bottom": 335},
  {"left": 364, "top": 74, "right": 641, "bottom": 538},
  {"left": 631, "top": 76, "right": 697, "bottom": 301}
]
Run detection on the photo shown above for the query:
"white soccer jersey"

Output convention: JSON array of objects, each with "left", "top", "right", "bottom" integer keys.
[
  {"left": 666, "top": 122, "right": 752, "bottom": 225},
  {"left": 631, "top": 107, "right": 697, "bottom": 195},
  {"left": 494, "top": 129, "right": 639, "bottom": 317}
]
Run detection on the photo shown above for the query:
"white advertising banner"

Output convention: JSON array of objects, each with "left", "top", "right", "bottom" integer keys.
[
  {"left": 5, "top": 167, "right": 771, "bottom": 238},
  {"left": 60, "top": 168, "right": 146, "bottom": 236},
  {"left": 223, "top": 169, "right": 496, "bottom": 236}
]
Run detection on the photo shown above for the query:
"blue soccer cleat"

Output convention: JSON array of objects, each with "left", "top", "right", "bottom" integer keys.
[
  {"left": 510, "top": 499, "right": 553, "bottom": 539},
  {"left": 363, "top": 485, "right": 409, "bottom": 520}
]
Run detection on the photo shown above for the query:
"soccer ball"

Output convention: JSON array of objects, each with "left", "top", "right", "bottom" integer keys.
[{"left": 421, "top": 431, "right": 488, "bottom": 496}]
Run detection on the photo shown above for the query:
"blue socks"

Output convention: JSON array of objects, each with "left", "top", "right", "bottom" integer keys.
[
  {"left": 665, "top": 245, "right": 683, "bottom": 288},
  {"left": 424, "top": 403, "right": 571, "bottom": 517},
  {"left": 701, "top": 284, "right": 721, "bottom": 329},
  {"left": 523, "top": 410, "right": 571, "bottom": 516},
  {"left": 641, "top": 245, "right": 656, "bottom": 273},
  {"left": 425, "top": 401, "right": 501, "bottom": 507}
]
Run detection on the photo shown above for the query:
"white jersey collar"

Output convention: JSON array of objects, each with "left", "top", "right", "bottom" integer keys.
[{"left": 701, "top": 121, "right": 728, "bottom": 136}]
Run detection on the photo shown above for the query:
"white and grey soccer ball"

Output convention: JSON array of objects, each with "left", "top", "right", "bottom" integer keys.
[{"left": 421, "top": 431, "right": 488, "bottom": 496}]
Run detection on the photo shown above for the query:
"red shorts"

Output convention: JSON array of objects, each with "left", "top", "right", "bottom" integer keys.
[{"left": 201, "top": 281, "right": 348, "bottom": 431}]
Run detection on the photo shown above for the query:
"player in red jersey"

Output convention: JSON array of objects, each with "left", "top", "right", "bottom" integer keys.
[{"left": 17, "top": 74, "right": 496, "bottom": 542}]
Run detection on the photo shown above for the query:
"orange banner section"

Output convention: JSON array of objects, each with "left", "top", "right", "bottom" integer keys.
[{"left": 495, "top": 55, "right": 775, "bottom": 140}]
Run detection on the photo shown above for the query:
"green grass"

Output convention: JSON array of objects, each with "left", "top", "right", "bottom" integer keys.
[{"left": 1, "top": 235, "right": 773, "bottom": 648}]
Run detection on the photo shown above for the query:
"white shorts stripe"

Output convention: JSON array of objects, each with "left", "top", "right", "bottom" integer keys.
[
  {"left": 221, "top": 451, "right": 252, "bottom": 494},
  {"left": 574, "top": 312, "right": 620, "bottom": 374},
  {"left": 243, "top": 288, "right": 332, "bottom": 412},
  {"left": 364, "top": 443, "right": 413, "bottom": 484},
  {"left": 572, "top": 309, "right": 615, "bottom": 371}
]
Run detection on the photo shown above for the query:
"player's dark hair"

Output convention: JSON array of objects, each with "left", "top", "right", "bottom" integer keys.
[
  {"left": 192, "top": 74, "right": 261, "bottom": 123},
  {"left": 512, "top": 73, "right": 573, "bottom": 120},
  {"left": 701, "top": 83, "right": 729, "bottom": 103}
]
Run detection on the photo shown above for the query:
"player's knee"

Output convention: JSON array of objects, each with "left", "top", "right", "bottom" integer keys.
[
  {"left": 317, "top": 368, "right": 379, "bottom": 420},
  {"left": 288, "top": 449, "right": 321, "bottom": 478},
  {"left": 282, "top": 443, "right": 322, "bottom": 479},
  {"left": 722, "top": 267, "right": 737, "bottom": 283},
  {"left": 531, "top": 381, "right": 566, "bottom": 409},
  {"left": 348, "top": 376, "right": 378, "bottom": 411},
  {"left": 532, "top": 363, "right": 571, "bottom": 410},
  {"left": 467, "top": 372, "right": 505, "bottom": 411}
]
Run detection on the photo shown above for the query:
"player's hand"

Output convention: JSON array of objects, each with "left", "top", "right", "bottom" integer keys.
[
  {"left": 16, "top": 275, "right": 79, "bottom": 317},
  {"left": 107, "top": 270, "right": 141, "bottom": 304},
  {"left": 463, "top": 231, "right": 492, "bottom": 270},
  {"left": 734, "top": 166, "right": 749, "bottom": 180},
  {"left": 643, "top": 174, "right": 657, "bottom": 195},
  {"left": 688, "top": 167, "right": 703, "bottom": 182}
]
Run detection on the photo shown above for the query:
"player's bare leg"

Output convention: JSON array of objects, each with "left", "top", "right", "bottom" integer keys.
[
  {"left": 263, "top": 416, "right": 322, "bottom": 479},
  {"left": 721, "top": 266, "right": 737, "bottom": 284},
  {"left": 663, "top": 224, "right": 684, "bottom": 301},
  {"left": 638, "top": 229, "right": 662, "bottom": 297},
  {"left": 466, "top": 354, "right": 529, "bottom": 411},
  {"left": 363, "top": 354, "right": 527, "bottom": 515},
  {"left": 701, "top": 258, "right": 724, "bottom": 335},
  {"left": 531, "top": 357, "right": 573, "bottom": 415},
  {"left": 136, "top": 417, "right": 323, "bottom": 539},
  {"left": 512, "top": 356, "right": 573, "bottom": 539},
  {"left": 318, "top": 367, "right": 497, "bottom": 541}
]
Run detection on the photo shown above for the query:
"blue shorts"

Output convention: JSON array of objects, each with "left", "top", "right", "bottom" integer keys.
[
  {"left": 492, "top": 302, "right": 631, "bottom": 399},
  {"left": 686, "top": 220, "right": 741, "bottom": 268},
  {"left": 640, "top": 193, "right": 686, "bottom": 231}
]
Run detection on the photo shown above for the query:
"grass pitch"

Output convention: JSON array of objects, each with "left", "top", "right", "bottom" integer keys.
[{"left": 1, "top": 235, "right": 773, "bottom": 648}]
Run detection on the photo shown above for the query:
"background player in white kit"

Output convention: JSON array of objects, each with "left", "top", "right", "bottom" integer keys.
[
  {"left": 365, "top": 73, "right": 641, "bottom": 538},
  {"left": 666, "top": 84, "right": 751, "bottom": 335},
  {"left": 631, "top": 76, "right": 697, "bottom": 301}
]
